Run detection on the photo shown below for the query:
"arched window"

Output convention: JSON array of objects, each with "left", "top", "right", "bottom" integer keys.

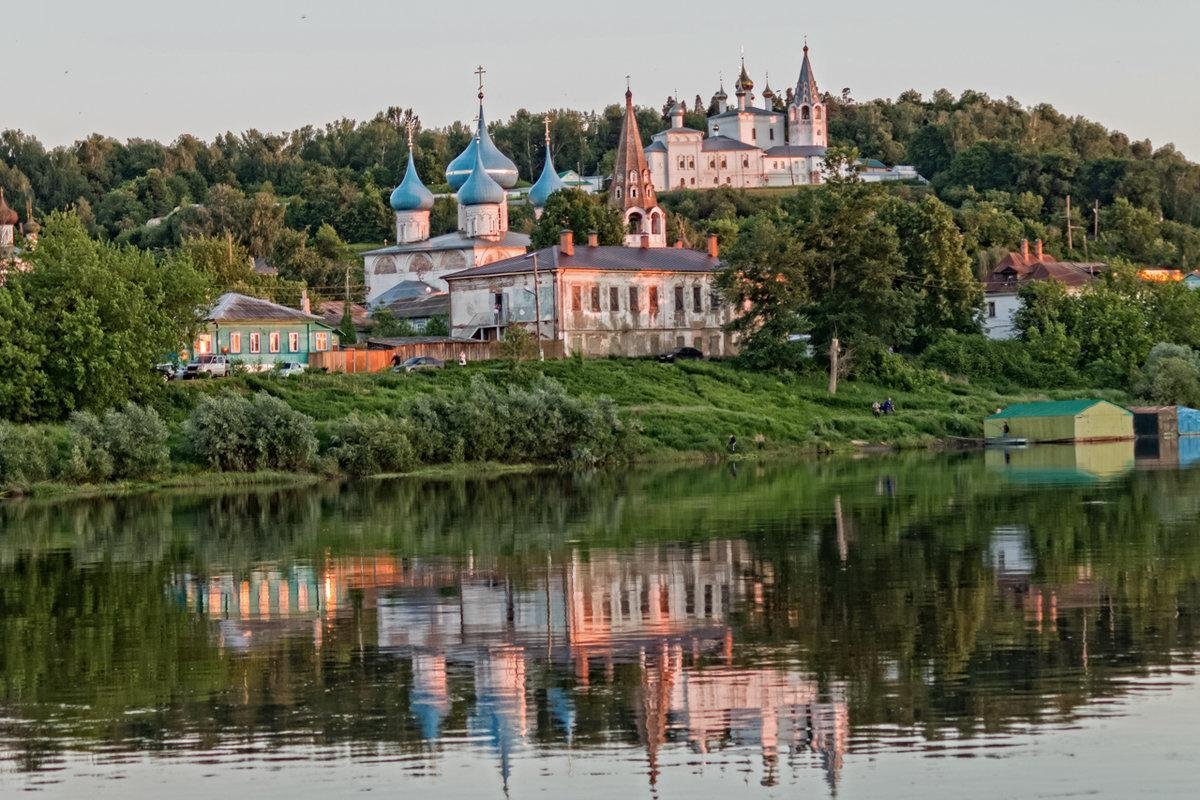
[
  {"left": 801, "top": 105, "right": 810, "bottom": 121},
  {"left": 629, "top": 170, "right": 637, "bottom": 182},
  {"left": 690, "top": 177, "right": 695, "bottom": 185},
  {"left": 688, "top": 157, "right": 695, "bottom": 168},
  {"left": 643, "top": 169, "right": 650, "bottom": 181},
  {"left": 742, "top": 157, "right": 749, "bottom": 168},
  {"left": 627, "top": 212, "right": 643, "bottom": 234},
  {"left": 708, "top": 158, "right": 715, "bottom": 169},
  {"left": 815, "top": 106, "right": 822, "bottom": 120},
  {"left": 651, "top": 214, "right": 661, "bottom": 234},
  {"left": 616, "top": 187, "right": 622, "bottom": 199},
  {"left": 680, "top": 178, "right": 686, "bottom": 187},
  {"left": 678, "top": 158, "right": 686, "bottom": 169},
  {"left": 630, "top": 187, "right": 637, "bottom": 199},
  {"left": 720, "top": 158, "right": 727, "bottom": 169}
]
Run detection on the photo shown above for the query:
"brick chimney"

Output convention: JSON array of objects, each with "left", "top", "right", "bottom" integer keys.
[
  {"left": 640, "top": 234, "right": 650, "bottom": 249},
  {"left": 587, "top": 230, "right": 598, "bottom": 248},
  {"left": 1035, "top": 238, "right": 1044, "bottom": 261},
  {"left": 1020, "top": 239, "right": 1030, "bottom": 263},
  {"left": 559, "top": 229, "right": 574, "bottom": 256},
  {"left": 706, "top": 233, "right": 719, "bottom": 259},
  {"left": 300, "top": 287, "right": 311, "bottom": 315},
  {"left": 673, "top": 240, "right": 684, "bottom": 249}
]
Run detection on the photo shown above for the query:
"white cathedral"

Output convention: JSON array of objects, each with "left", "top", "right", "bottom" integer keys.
[{"left": 646, "top": 45, "right": 837, "bottom": 192}]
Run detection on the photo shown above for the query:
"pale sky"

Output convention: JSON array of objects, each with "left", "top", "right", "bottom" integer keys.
[{"left": 11, "top": 0, "right": 1199, "bottom": 158}]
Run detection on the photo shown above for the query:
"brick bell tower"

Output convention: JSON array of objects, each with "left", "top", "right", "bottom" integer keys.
[{"left": 610, "top": 82, "right": 667, "bottom": 248}]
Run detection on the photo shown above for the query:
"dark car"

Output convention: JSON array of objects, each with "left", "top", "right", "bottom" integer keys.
[
  {"left": 657, "top": 347, "right": 704, "bottom": 364},
  {"left": 396, "top": 356, "right": 445, "bottom": 373}
]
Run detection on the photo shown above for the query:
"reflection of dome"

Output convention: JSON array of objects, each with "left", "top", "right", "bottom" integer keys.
[
  {"left": 457, "top": 142, "right": 507, "bottom": 206},
  {"left": 528, "top": 145, "right": 567, "bottom": 209},
  {"left": 390, "top": 150, "right": 435, "bottom": 211},
  {"left": 445, "top": 105, "right": 519, "bottom": 190}
]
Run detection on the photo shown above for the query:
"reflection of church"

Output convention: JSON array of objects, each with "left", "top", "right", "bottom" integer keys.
[{"left": 174, "top": 541, "right": 849, "bottom": 792}]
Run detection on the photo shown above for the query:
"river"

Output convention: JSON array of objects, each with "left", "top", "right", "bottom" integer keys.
[{"left": 1, "top": 442, "right": 1198, "bottom": 798}]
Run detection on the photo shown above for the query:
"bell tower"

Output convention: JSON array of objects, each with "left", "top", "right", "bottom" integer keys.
[
  {"left": 610, "top": 83, "right": 666, "bottom": 248},
  {"left": 787, "top": 44, "right": 827, "bottom": 148}
]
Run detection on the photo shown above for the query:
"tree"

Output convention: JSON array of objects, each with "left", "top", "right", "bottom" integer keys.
[
  {"left": 424, "top": 315, "right": 450, "bottom": 337},
  {"left": 529, "top": 189, "right": 624, "bottom": 249},
  {"left": 6, "top": 212, "right": 211, "bottom": 419},
  {"left": 371, "top": 308, "right": 416, "bottom": 338}
]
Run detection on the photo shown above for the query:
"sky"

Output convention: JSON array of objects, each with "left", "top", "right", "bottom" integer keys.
[{"left": 10, "top": 0, "right": 1199, "bottom": 158}]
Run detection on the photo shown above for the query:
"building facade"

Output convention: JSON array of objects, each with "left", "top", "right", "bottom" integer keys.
[
  {"left": 444, "top": 231, "right": 735, "bottom": 357},
  {"left": 984, "top": 239, "right": 1105, "bottom": 339}
]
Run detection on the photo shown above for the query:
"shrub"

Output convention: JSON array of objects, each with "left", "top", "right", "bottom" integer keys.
[
  {"left": 1135, "top": 343, "right": 1200, "bottom": 406},
  {"left": 326, "top": 414, "right": 416, "bottom": 475},
  {"left": 0, "top": 423, "right": 68, "bottom": 487},
  {"left": 188, "top": 392, "right": 317, "bottom": 471},
  {"left": 66, "top": 402, "right": 170, "bottom": 480}
]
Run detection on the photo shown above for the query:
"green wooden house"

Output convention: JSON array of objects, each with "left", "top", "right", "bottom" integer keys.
[{"left": 191, "top": 292, "right": 339, "bottom": 369}]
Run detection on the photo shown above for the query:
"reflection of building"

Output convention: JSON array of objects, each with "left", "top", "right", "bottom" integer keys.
[
  {"left": 985, "top": 440, "right": 1135, "bottom": 484},
  {"left": 171, "top": 541, "right": 850, "bottom": 790}
]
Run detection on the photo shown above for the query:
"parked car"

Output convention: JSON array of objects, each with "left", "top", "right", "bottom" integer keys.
[
  {"left": 276, "top": 361, "right": 307, "bottom": 377},
  {"left": 395, "top": 356, "right": 444, "bottom": 373},
  {"left": 182, "top": 354, "right": 230, "bottom": 379},
  {"left": 657, "top": 347, "right": 704, "bottom": 364},
  {"left": 155, "top": 363, "right": 182, "bottom": 382}
]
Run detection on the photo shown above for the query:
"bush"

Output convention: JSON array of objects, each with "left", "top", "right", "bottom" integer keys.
[
  {"left": 0, "top": 423, "right": 69, "bottom": 487},
  {"left": 188, "top": 392, "right": 318, "bottom": 471},
  {"left": 919, "top": 331, "right": 1080, "bottom": 389},
  {"left": 326, "top": 414, "right": 416, "bottom": 475},
  {"left": 66, "top": 402, "right": 170, "bottom": 480},
  {"left": 1135, "top": 343, "right": 1200, "bottom": 406}
]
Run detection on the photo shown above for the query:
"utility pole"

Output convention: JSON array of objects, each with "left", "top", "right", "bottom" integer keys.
[
  {"left": 1093, "top": 199, "right": 1100, "bottom": 240},
  {"left": 531, "top": 251, "right": 545, "bottom": 361},
  {"left": 1065, "top": 194, "right": 1074, "bottom": 255}
]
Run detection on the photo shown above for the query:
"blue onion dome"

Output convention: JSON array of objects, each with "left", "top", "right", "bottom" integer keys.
[
  {"left": 390, "top": 150, "right": 435, "bottom": 212},
  {"left": 456, "top": 140, "right": 507, "bottom": 206},
  {"left": 528, "top": 147, "right": 567, "bottom": 209},
  {"left": 445, "top": 104, "right": 519, "bottom": 190}
]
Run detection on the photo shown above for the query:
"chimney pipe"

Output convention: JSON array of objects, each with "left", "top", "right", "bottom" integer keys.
[
  {"left": 300, "top": 287, "right": 311, "bottom": 315},
  {"left": 1035, "top": 238, "right": 1044, "bottom": 261},
  {"left": 640, "top": 234, "right": 650, "bottom": 249},
  {"left": 706, "top": 233, "right": 719, "bottom": 259},
  {"left": 1021, "top": 239, "right": 1030, "bottom": 262},
  {"left": 587, "top": 230, "right": 598, "bottom": 248},
  {"left": 559, "top": 229, "right": 574, "bottom": 256},
  {"left": 674, "top": 240, "right": 684, "bottom": 249}
]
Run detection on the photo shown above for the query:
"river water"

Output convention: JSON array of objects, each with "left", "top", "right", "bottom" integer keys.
[{"left": 1, "top": 442, "right": 1198, "bottom": 798}]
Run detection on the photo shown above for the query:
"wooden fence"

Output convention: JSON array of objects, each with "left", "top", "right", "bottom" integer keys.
[{"left": 308, "top": 339, "right": 564, "bottom": 374}]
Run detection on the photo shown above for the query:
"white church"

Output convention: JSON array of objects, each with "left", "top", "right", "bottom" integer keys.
[{"left": 645, "top": 45, "right": 918, "bottom": 192}]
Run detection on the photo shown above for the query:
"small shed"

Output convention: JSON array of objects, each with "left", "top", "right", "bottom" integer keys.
[
  {"left": 984, "top": 400, "right": 1133, "bottom": 443},
  {"left": 1128, "top": 405, "right": 1200, "bottom": 437},
  {"left": 1130, "top": 406, "right": 1179, "bottom": 438}
]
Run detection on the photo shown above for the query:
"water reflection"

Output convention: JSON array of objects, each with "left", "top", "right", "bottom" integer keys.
[{"left": 2, "top": 454, "right": 1200, "bottom": 797}]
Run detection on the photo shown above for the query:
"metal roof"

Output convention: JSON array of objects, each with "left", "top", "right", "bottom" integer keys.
[
  {"left": 987, "top": 399, "right": 1129, "bottom": 420},
  {"left": 361, "top": 230, "right": 530, "bottom": 257},
  {"left": 444, "top": 243, "right": 721, "bottom": 280},
  {"left": 206, "top": 292, "right": 328, "bottom": 325},
  {"left": 390, "top": 150, "right": 435, "bottom": 211},
  {"left": 702, "top": 136, "right": 759, "bottom": 152},
  {"left": 764, "top": 145, "right": 827, "bottom": 158}
]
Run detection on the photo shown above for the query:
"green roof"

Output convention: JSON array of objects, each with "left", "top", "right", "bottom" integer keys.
[{"left": 987, "top": 399, "right": 1128, "bottom": 420}]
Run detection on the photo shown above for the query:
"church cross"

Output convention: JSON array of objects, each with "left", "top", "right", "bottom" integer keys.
[{"left": 475, "top": 65, "right": 486, "bottom": 99}]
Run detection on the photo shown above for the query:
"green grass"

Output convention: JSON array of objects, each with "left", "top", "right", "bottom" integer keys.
[{"left": 160, "top": 358, "right": 1127, "bottom": 457}]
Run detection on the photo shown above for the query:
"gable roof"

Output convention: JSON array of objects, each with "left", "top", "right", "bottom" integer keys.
[
  {"left": 444, "top": 243, "right": 721, "bottom": 280},
  {"left": 206, "top": 292, "right": 327, "bottom": 325},
  {"left": 702, "top": 136, "right": 759, "bottom": 152},
  {"left": 987, "top": 399, "right": 1129, "bottom": 420}
]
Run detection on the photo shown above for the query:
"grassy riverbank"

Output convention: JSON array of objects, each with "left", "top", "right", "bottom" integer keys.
[
  {"left": 163, "top": 358, "right": 1124, "bottom": 454},
  {"left": 2, "top": 358, "right": 1126, "bottom": 500}
]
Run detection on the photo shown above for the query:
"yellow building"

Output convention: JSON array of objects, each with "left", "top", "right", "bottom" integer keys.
[{"left": 984, "top": 399, "right": 1133, "bottom": 443}]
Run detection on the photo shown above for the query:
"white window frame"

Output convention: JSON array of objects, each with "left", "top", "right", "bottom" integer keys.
[
  {"left": 288, "top": 331, "right": 300, "bottom": 352},
  {"left": 229, "top": 332, "right": 241, "bottom": 354},
  {"left": 249, "top": 332, "right": 261, "bottom": 354},
  {"left": 269, "top": 331, "right": 281, "bottom": 353},
  {"left": 314, "top": 331, "right": 328, "bottom": 352}
]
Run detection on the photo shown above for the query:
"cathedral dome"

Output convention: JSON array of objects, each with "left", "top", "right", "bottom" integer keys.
[
  {"left": 390, "top": 150, "right": 435, "bottom": 212},
  {"left": 445, "top": 105, "right": 519, "bottom": 191},
  {"left": 0, "top": 189, "right": 17, "bottom": 226},
  {"left": 528, "top": 146, "right": 567, "bottom": 209},
  {"left": 457, "top": 142, "right": 507, "bottom": 206}
]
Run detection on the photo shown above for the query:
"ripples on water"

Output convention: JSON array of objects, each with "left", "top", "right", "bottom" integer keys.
[{"left": 1, "top": 444, "right": 1199, "bottom": 798}]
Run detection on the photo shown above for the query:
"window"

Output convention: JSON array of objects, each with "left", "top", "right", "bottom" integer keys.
[
  {"left": 688, "top": 157, "right": 694, "bottom": 169},
  {"left": 630, "top": 187, "right": 637, "bottom": 198},
  {"left": 590, "top": 285, "right": 601, "bottom": 312},
  {"left": 726, "top": 177, "right": 732, "bottom": 184},
  {"left": 269, "top": 332, "right": 281, "bottom": 353},
  {"left": 678, "top": 158, "right": 686, "bottom": 169},
  {"left": 680, "top": 178, "right": 686, "bottom": 187},
  {"left": 628, "top": 212, "right": 643, "bottom": 234},
  {"left": 649, "top": 286, "right": 659, "bottom": 314},
  {"left": 708, "top": 158, "right": 715, "bottom": 169},
  {"left": 713, "top": 177, "right": 719, "bottom": 185},
  {"left": 692, "top": 285, "right": 702, "bottom": 312},
  {"left": 314, "top": 331, "right": 329, "bottom": 351},
  {"left": 710, "top": 291, "right": 722, "bottom": 311},
  {"left": 769, "top": 129, "right": 775, "bottom": 141},
  {"left": 571, "top": 285, "right": 582, "bottom": 312},
  {"left": 196, "top": 334, "right": 212, "bottom": 355},
  {"left": 629, "top": 286, "right": 640, "bottom": 312},
  {"left": 720, "top": 157, "right": 727, "bottom": 169},
  {"left": 742, "top": 157, "right": 749, "bottom": 168},
  {"left": 250, "top": 332, "right": 261, "bottom": 353},
  {"left": 288, "top": 332, "right": 300, "bottom": 352},
  {"left": 751, "top": 128, "right": 757, "bottom": 141},
  {"left": 674, "top": 285, "right": 685, "bottom": 312},
  {"left": 610, "top": 286, "right": 620, "bottom": 311},
  {"left": 616, "top": 187, "right": 622, "bottom": 200},
  {"left": 229, "top": 332, "right": 241, "bottom": 354},
  {"left": 690, "top": 177, "right": 695, "bottom": 185},
  {"left": 801, "top": 105, "right": 810, "bottom": 121},
  {"left": 651, "top": 213, "right": 661, "bottom": 234},
  {"left": 987, "top": 301, "right": 997, "bottom": 318},
  {"left": 815, "top": 106, "right": 822, "bottom": 120}
]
